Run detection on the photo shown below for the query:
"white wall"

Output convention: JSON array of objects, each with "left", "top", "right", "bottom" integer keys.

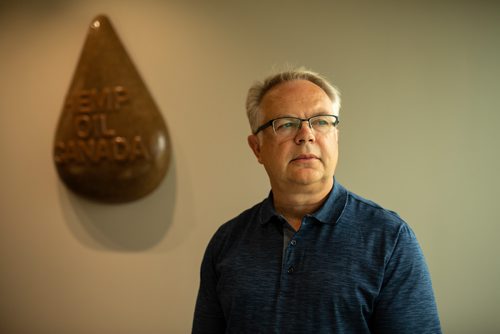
[{"left": 1, "top": 1, "right": 499, "bottom": 333}]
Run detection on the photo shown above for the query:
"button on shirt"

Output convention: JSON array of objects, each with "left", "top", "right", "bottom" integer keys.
[{"left": 192, "top": 181, "right": 442, "bottom": 334}]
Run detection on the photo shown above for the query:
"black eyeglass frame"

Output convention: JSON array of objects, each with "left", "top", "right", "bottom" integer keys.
[{"left": 253, "top": 114, "right": 340, "bottom": 135}]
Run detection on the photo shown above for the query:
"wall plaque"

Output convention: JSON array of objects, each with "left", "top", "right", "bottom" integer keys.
[{"left": 54, "top": 15, "right": 171, "bottom": 203}]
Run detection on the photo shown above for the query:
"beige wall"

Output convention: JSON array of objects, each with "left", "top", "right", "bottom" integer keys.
[{"left": 1, "top": 0, "right": 499, "bottom": 333}]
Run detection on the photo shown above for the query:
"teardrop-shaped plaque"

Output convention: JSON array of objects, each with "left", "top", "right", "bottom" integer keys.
[{"left": 54, "top": 15, "right": 171, "bottom": 203}]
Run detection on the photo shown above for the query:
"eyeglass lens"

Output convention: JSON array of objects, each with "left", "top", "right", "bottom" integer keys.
[{"left": 273, "top": 115, "right": 337, "bottom": 136}]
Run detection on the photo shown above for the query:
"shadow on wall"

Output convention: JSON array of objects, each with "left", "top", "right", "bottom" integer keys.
[
  {"left": 57, "top": 152, "right": 177, "bottom": 252},
  {"left": 0, "top": 0, "right": 70, "bottom": 17}
]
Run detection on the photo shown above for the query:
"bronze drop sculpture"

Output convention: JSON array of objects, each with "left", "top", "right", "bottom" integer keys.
[{"left": 54, "top": 15, "right": 171, "bottom": 203}]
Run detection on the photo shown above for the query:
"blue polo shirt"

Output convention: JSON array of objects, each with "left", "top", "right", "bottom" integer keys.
[{"left": 192, "top": 181, "right": 441, "bottom": 333}]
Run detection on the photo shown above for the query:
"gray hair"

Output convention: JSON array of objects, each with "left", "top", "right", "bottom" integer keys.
[{"left": 245, "top": 67, "right": 341, "bottom": 133}]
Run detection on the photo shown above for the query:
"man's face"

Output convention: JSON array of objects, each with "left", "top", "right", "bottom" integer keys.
[{"left": 248, "top": 80, "right": 339, "bottom": 191}]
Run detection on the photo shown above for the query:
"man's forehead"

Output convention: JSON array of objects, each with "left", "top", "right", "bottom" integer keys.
[
  {"left": 260, "top": 79, "right": 333, "bottom": 111},
  {"left": 264, "top": 79, "right": 327, "bottom": 99}
]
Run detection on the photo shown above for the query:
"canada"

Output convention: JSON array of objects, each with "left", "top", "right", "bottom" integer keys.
[{"left": 54, "top": 135, "right": 150, "bottom": 164}]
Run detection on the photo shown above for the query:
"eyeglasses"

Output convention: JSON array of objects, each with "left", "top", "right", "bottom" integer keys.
[{"left": 253, "top": 114, "right": 339, "bottom": 137}]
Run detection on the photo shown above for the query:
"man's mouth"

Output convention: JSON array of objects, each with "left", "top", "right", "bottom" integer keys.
[{"left": 291, "top": 154, "right": 319, "bottom": 162}]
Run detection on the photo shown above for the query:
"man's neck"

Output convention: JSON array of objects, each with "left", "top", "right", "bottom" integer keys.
[{"left": 272, "top": 179, "right": 333, "bottom": 231}]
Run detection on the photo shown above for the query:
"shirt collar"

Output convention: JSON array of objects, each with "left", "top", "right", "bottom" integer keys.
[{"left": 258, "top": 178, "right": 348, "bottom": 226}]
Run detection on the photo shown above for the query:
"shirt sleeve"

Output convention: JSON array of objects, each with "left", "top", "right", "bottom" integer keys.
[
  {"left": 192, "top": 234, "right": 226, "bottom": 334},
  {"left": 371, "top": 223, "right": 442, "bottom": 334}
]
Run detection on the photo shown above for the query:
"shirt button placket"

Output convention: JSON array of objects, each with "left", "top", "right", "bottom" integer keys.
[{"left": 287, "top": 239, "right": 297, "bottom": 274}]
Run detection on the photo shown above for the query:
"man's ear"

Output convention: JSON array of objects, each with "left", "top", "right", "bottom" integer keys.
[{"left": 247, "top": 134, "right": 263, "bottom": 164}]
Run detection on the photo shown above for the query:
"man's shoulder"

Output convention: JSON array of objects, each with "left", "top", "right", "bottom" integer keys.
[
  {"left": 211, "top": 199, "right": 265, "bottom": 239},
  {"left": 228, "top": 199, "right": 265, "bottom": 226},
  {"left": 339, "top": 186, "right": 419, "bottom": 256},
  {"left": 341, "top": 187, "right": 407, "bottom": 230}
]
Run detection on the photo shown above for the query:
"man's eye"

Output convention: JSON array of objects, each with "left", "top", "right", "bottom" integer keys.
[
  {"left": 312, "top": 119, "right": 329, "bottom": 127},
  {"left": 276, "top": 121, "right": 296, "bottom": 130}
]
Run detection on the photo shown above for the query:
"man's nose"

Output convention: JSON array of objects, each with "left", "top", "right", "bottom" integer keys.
[{"left": 294, "top": 120, "right": 315, "bottom": 143}]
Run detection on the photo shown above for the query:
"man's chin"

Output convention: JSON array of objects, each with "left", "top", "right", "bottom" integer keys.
[{"left": 288, "top": 171, "right": 324, "bottom": 186}]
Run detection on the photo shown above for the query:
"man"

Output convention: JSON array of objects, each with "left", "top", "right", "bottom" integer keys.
[{"left": 192, "top": 68, "right": 441, "bottom": 333}]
